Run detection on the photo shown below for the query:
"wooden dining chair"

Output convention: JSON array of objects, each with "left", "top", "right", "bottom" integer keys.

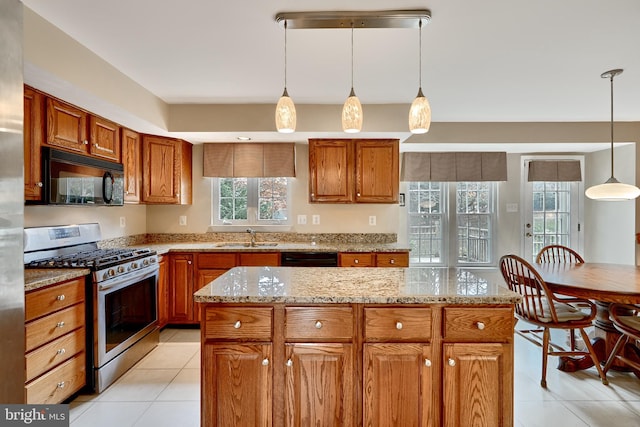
[
  {"left": 603, "top": 303, "right": 640, "bottom": 377},
  {"left": 499, "top": 254, "right": 608, "bottom": 387},
  {"left": 535, "top": 244, "right": 586, "bottom": 350}
]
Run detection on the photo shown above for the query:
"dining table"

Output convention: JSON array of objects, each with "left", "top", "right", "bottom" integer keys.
[{"left": 534, "top": 262, "right": 640, "bottom": 377}]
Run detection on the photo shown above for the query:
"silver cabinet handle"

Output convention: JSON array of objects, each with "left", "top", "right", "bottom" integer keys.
[
  {"left": 56, "top": 321, "right": 65, "bottom": 328},
  {"left": 83, "top": 140, "right": 89, "bottom": 145},
  {"left": 476, "top": 322, "right": 486, "bottom": 330},
  {"left": 354, "top": 259, "right": 359, "bottom": 264},
  {"left": 262, "top": 358, "right": 269, "bottom": 366},
  {"left": 396, "top": 321, "right": 403, "bottom": 330},
  {"left": 390, "top": 259, "right": 395, "bottom": 264},
  {"left": 357, "top": 192, "right": 361, "bottom": 196},
  {"left": 56, "top": 348, "right": 66, "bottom": 355},
  {"left": 315, "top": 321, "right": 323, "bottom": 329},
  {"left": 424, "top": 359, "right": 432, "bottom": 367},
  {"left": 448, "top": 358, "right": 456, "bottom": 367},
  {"left": 234, "top": 321, "right": 242, "bottom": 329},
  {"left": 187, "top": 260, "right": 192, "bottom": 265},
  {"left": 57, "top": 381, "right": 66, "bottom": 388},
  {"left": 286, "top": 359, "right": 293, "bottom": 367},
  {"left": 36, "top": 182, "right": 43, "bottom": 187},
  {"left": 56, "top": 295, "right": 65, "bottom": 301}
]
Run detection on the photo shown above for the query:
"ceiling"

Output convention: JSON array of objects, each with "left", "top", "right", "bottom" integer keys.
[{"left": 21, "top": 0, "right": 640, "bottom": 152}]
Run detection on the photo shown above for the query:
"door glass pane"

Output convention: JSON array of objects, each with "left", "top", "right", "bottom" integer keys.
[{"left": 408, "top": 182, "right": 444, "bottom": 265}]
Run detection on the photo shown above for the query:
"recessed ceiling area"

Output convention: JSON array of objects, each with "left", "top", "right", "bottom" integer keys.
[{"left": 21, "top": 0, "right": 640, "bottom": 153}]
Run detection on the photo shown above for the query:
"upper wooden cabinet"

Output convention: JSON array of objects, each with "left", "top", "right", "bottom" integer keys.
[
  {"left": 141, "top": 135, "right": 192, "bottom": 204},
  {"left": 308, "top": 138, "right": 399, "bottom": 203},
  {"left": 121, "top": 128, "right": 142, "bottom": 203},
  {"left": 24, "top": 86, "right": 45, "bottom": 201},
  {"left": 45, "top": 98, "right": 121, "bottom": 162}
]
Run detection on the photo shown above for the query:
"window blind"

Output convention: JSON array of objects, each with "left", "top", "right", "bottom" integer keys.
[{"left": 203, "top": 143, "right": 296, "bottom": 177}]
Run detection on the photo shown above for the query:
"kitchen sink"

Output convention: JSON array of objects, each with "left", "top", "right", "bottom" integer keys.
[{"left": 215, "top": 242, "right": 278, "bottom": 247}]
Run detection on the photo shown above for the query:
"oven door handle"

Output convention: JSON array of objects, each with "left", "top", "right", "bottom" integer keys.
[{"left": 98, "top": 267, "right": 158, "bottom": 293}]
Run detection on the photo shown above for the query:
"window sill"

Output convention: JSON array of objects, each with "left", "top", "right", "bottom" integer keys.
[{"left": 207, "top": 224, "right": 294, "bottom": 233}]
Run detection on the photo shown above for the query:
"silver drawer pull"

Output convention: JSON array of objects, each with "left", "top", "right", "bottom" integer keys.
[
  {"left": 315, "top": 321, "right": 323, "bottom": 329},
  {"left": 286, "top": 359, "right": 293, "bottom": 367},
  {"left": 56, "top": 348, "right": 66, "bottom": 355},
  {"left": 448, "top": 358, "right": 456, "bottom": 367},
  {"left": 56, "top": 295, "right": 66, "bottom": 301},
  {"left": 354, "top": 259, "right": 359, "bottom": 264},
  {"left": 57, "top": 381, "right": 65, "bottom": 388},
  {"left": 390, "top": 259, "right": 395, "bottom": 264},
  {"left": 396, "top": 322, "right": 403, "bottom": 330},
  {"left": 56, "top": 321, "right": 65, "bottom": 328},
  {"left": 233, "top": 321, "right": 242, "bottom": 329},
  {"left": 476, "top": 322, "right": 486, "bottom": 330},
  {"left": 424, "top": 359, "right": 432, "bottom": 367},
  {"left": 262, "top": 358, "right": 269, "bottom": 366}
]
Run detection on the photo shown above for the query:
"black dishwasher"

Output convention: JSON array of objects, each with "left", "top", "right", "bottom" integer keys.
[{"left": 280, "top": 252, "right": 338, "bottom": 267}]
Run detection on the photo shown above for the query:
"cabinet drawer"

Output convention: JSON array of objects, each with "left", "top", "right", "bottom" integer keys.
[
  {"left": 238, "top": 252, "right": 280, "bottom": 266},
  {"left": 25, "top": 303, "right": 85, "bottom": 352},
  {"left": 25, "top": 277, "right": 85, "bottom": 322},
  {"left": 443, "top": 307, "right": 514, "bottom": 342},
  {"left": 339, "top": 253, "right": 374, "bottom": 267},
  {"left": 375, "top": 252, "right": 409, "bottom": 267},
  {"left": 25, "top": 352, "right": 86, "bottom": 404},
  {"left": 198, "top": 253, "right": 237, "bottom": 269},
  {"left": 364, "top": 307, "right": 432, "bottom": 341},
  {"left": 204, "top": 307, "right": 272, "bottom": 340},
  {"left": 285, "top": 307, "right": 354, "bottom": 341},
  {"left": 25, "top": 327, "right": 85, "bottom": 382}
]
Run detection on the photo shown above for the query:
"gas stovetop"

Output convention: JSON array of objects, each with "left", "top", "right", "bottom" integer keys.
[{"left": 25, "top": 247, "right": 156, "bottom": 270}]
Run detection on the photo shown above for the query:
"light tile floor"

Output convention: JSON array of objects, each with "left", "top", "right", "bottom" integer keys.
[{"left": 68, "top": 328, "right": 640, "bottom": 426}]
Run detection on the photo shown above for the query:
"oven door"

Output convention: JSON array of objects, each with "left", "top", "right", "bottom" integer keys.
[{"left": 95, "top": 266, "right": 158, "bottom": 368}]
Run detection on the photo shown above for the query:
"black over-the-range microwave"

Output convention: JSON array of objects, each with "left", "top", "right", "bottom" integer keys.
[{"left": 34, "top": 147, "right": 125, "bottom": 206}]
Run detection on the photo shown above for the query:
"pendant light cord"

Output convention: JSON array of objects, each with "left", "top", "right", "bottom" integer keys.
[
  {"left": 284, "top": 20, "right": 288, "bottom": 90},
  {"left": 609, "top": 73, "right": 614, "bottom": 179},
  {"left": 350, "top": 24, "right": 354, "bottom": 90},
  {"left": 418, "top": 19, "right": 422, "bottom": 90}
]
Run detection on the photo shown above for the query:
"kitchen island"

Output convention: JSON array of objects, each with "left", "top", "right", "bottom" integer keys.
[{"left": 194, "top": 266, "right": 520, "bottom": 427}]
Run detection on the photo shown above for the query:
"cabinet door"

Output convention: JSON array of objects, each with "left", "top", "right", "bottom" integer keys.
[
  {"left": 284, "top": 343, "right": 354, "bottom": 427},
  {"left": 238, "top": 252, "right": 280, "bottom": 266},
  {"left": 121, "top": 128, "right": 142, "bottom": 203},
  {"left": 89, "top": 115, "right": 120, "bottom": 162},
  {"left": 308, "top": 139, "right": 353, "bottom": 203},
  {"left": 24, "top": 86, "right": 44, "bottom": 201},
  {"left": 202, "top": 343, "right": 272, "bottom": 427},
  {"left": 157, "top": 255, "right": 169, "bottom": 328},
  {"left": 168, "top": 253, "right": 194, "bottom": 323},
  {"left": 46, "top": 98, "right": 88, "bottom": 153},
  {"left": 363, "top": 343, "right": 433, "bottom": 427},
  {"left": 355, "top": 139, "right": 399, "bottom": 203},
  {"left": 142, "top": 135, "right": 180, "bottom": 204},
  {"left": 442, "top": 343, "right": 513, "bottom": 427},
  {"left": 195, "top": 269, "right": 227, "bottom": 322}
]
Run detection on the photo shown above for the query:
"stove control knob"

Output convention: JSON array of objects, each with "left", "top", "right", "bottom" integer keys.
[
  {"left": 131, "top": 262, "right": 139, "bottom": 270},
  {"left": 117, "top": 266, "right": 126, "bottom": 274},
  {"left": 149, "top": 257, "right": 157, "bottom": 264},
  {"left": 108, "top": 268, "right": 116, "bottom": 277},
  {"left": 142, "top": 259, "right": 149, "bottom": 267}
]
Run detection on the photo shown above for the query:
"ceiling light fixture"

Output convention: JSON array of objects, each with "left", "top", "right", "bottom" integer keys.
[
  {"left": 342, "top": 24, "right": 363, "bottom": 133},
  {"left": 585, "top": 69, "right": 640, "bottom": 201},
  {"left": 408, "top": 19, "right": 431, "bottom": 134},
  {"left": 275, "top": 20, "right": 296, "bottom": 133}
]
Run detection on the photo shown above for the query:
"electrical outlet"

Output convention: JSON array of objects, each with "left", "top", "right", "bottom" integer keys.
[
  {"left": 369, "top": 215, "right": 377, "bottom": 226},
  {"left": 119, "top": 217, "right": 126, "bottom": 228},
  {"left": 312, "top": 215, "right": 320, "bottom": 225},
  {"left": 179, "top": 215, "right": 187, "bottom": 226},
  {"left": 297, "top": 214, "right": 307, "bottom": 225}
]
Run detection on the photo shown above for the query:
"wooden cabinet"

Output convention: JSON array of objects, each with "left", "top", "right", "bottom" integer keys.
[
  {"left": 45, "top": 97, "right": 120, "bottom": 162},
  {"left": 168, "top": 253, "right": 195, "bottom": 323},
  {"left": 308, "top": 138, "right": 399, "bottom": 204},
  {"left": 24, "top": 86, "right": 45, "bottom": 201},
  {"left": 238, "top": 252, "right": 280, "bottom": 267},
  {"left": 195, "top": 253, "right": 237, "bottom": 323},
  {"left": 157, "top": 254, "right": 169, "bottom": 328},
  {"left": 339, "top": 251, "right": 409, "bottom": 267},
  {"left": 142, "top": 135, "right": 192, "bottom": 205},
  {"left": 121, "top": 128, "right": 142, "bottom": 203},
  {"left": 200, "top": 303, "right": 514, "bottom": 427},
  {"left": 24, "top": 277, "right": 86, "bottom": 404}
]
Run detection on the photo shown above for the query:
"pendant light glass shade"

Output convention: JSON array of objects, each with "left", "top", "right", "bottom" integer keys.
[
  {"left": 409, "top": 19, "right": 431, "bottom": 134},
  {"left": 585, "top": 69, "right": 640, "bottom": 201},
  {"left": 342, "top": 26, "right": 362, "bottom": 133},
  {"left": 275, "top": 20, "right": 296, "bottom": 133}
]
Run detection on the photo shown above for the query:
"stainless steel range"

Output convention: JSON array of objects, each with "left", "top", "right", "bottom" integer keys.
[{"left": 24, "top": 223, "right": 160, "bottom": 393}]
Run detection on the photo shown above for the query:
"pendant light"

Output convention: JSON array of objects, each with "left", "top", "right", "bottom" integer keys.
[
  {"left": 275, "top": 20, "right": 296, "bottom": 133},
  {"left": 585, "top": 69, "right": 640, "bottom": 201},
  {"left": 342, "top": 25, "right": 363, "bottom": 133},
  {"left": 409, "top": 19, "right": 431, "bottom": 134}
]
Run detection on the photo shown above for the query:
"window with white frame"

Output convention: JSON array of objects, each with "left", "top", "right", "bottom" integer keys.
[
  {"left": 213, "top": 177, "right": 291, "bottom": 225},
  {"left": 408, "top": 181, "right": 497, "bottom": 266}
]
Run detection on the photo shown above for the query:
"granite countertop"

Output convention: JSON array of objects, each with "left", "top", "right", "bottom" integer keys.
[
  {"left": 24, "top": 269, "right": 90, "bottom": 292},
  {"left": 136, "top": 242, "right": 410, "bottom": 256},
  {"left": 194, "top": 266, "right": 521, "bottom": 305}
]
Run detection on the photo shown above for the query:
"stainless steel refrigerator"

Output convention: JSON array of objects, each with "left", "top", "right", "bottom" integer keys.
[{"left": 0, "top": 0, "right": 26, "bottom": 403}]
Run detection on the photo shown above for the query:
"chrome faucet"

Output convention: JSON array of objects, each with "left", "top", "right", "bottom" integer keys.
[{"left": 247, "top": 228, "right": 257, "bottom": 247}]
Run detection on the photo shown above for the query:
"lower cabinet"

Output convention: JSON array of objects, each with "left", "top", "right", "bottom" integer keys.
[
  {"left": 200, "top": 303, "right": 514, "bottom": 427},
  {"left": 168, "top": 253, "right": 194, "bottom": 323},
  {"left": 157, "top": 254, "right": 169, "bottom": 328}
]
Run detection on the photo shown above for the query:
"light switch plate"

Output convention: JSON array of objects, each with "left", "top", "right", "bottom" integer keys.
[
  {"left": 119, "top": 217, "right": 126, "bottom": 228},
  {"left": 312, "top": 215, "right": 320, "bottom": 225},
  {"left": 369, "top": 215, "right": 376, "bottom": 226},
  {"left": 179, "top": 215, "right": 187, "bottom": 226},
  {"left": 297, "top": 214, "right": 307, "bottom": 225}
]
